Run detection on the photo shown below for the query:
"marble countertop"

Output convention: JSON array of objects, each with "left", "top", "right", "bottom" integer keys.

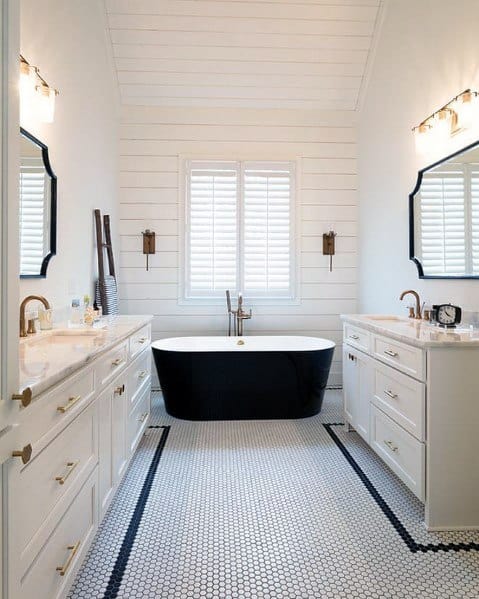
[
  {"left": 19, "top": 315, "right": 153, "bottom": 397},
  {"left": 341, "top": 314, "right": 479, "bottom": 348}
]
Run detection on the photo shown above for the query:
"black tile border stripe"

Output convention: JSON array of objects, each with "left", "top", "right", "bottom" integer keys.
[
  {"left": 103, "top": 425, "right": 171, "bottom": 599},
  {"left": 323, "top": 423, "right": 479, "bottom": 554}
]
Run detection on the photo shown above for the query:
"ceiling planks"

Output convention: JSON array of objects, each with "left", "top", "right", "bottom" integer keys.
[{"left": 105, "top": 0, "right": 383, "bottom": 110}]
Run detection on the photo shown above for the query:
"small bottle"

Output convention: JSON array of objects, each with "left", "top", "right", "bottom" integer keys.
[{"left": 69, "top": 298, "right": 81, "bottom": 327}]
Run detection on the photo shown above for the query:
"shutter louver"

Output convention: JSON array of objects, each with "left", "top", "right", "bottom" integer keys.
[
  {"left": 19, "top": 157, "right": 47, "bottom": 275},
  {"left": 419, "top": 167, "right": 466, "bottom": 275},
  {"left": 243, "top": 163, "right": 293, "bottom": 296},
  {"left": 470, "top": 165, "right": 479, "bottom": 274},
  {"left": 187, "top": 162, "right": 238, "bottom": 297}
]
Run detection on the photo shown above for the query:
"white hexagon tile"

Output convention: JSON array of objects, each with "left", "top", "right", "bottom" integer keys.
[{"left": 68, "top": 391, "right": 479, "bottom": 599}]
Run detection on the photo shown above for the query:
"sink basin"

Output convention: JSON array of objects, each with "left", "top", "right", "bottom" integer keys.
[{"left": 364, "top": 315, "right": 403, "bottom": 322}]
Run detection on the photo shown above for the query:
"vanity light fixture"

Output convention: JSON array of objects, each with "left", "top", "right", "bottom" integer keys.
[
  {"left": 412, "top": 89, "right": 479, "bottom": 152},
  {"left": 19, "top": 55, "right": 59, "bottom": 124}
]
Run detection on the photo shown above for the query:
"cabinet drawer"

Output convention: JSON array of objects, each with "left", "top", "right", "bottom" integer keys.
[
  {"left": 127, "top": 387, "right": 150, "bottom": 456},
  {"left": 128, "top": 349, "right": 151, "bottom": 410},
  {"left": 19, "top": 367, "right": 95, "bottom": 451},
  {"left": 20, "top": 471, "right": 97, "bottom": 599},
  {"left": 372, "top": 363, "right": 425, "bottom": 441},
  {"left": 129, "top": 325, "right": 151, "bottom": 359},
  {"left": 96, "top": 340, "right": 129, "bottom": 387},
  {"left": 370, "top": 405, "right": 425, "bottom": 501},
  {"left": 372, "top": 334, "right": 425, "bottom": 381},
  {"left": 344, "top": 323, "right": 370, "bottom": 353},
  {"left": 16, "top": 401, "right": 98, "bottom": 563}
]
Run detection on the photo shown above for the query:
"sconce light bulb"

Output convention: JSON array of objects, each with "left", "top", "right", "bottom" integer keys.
[
  {"left": 455, "top": 91, "right": 479, "bottom": 130},
  {"left": 414, "top": 123, "right": 432, "bottom": 153},
  {"left": 37, "top": 84, "right": 56, "bottom": 123}
]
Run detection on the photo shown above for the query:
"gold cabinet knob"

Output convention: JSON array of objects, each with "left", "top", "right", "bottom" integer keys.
[
  {"left": 114, "top": 384, "right": 125, "bottom": 396},
  {"left": 56, "top": 541, "right": 80, "bottom": 576},
  {"left": 12, "top": 443, "right": 33, "bottom": 464},
  {"left": 112, "top": 357, "right": 123, "bottom": 366},
  {"left": 12, "top": 387, "right": 32, "bottom": 408}
]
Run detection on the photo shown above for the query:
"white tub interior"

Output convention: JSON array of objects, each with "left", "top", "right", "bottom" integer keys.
[{"left": 152, "top": 336, "right": 335, "bottom": 352}]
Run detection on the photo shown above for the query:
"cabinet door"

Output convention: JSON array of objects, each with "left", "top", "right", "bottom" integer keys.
[
  {"left": 111, "top": 377, "right": 128, "bottom": 486},
  {"left": 98, "top": 386, "right": 114, "bottom": 519},
  {"left": 343, "top": 345, "right": 371, "bottom": 443}
]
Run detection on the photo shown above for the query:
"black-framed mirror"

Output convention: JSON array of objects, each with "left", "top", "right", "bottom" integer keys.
[
  {"left": 410, "top": 139, "right": 479, "bottom": 278},
  {"left": 19, "top": 128, "right": 57, "bottom": 278}
]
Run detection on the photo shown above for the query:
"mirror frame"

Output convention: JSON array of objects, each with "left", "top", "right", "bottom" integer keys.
[
  {"left": 19, "top": 127, "right": 57, "bottom": 278},
  {"left": 409, "top": 138, "right": 479, "bottom": 279}
]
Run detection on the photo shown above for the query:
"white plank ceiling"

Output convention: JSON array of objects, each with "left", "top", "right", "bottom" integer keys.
[{"left": 105, "top": 0, "right": 383, "bottom": 110}]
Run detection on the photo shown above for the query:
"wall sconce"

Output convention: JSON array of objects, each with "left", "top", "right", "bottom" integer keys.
[
  {"left": 20, "top": 55, "right": 58, "bottom": 124},
  {"left": 142, "top": 229, "right": 156, "bottom": 271},
  {"left": 413, "top": 89, "right": 479, "bottom": 153},
  {"left": 322, "top": 229, "right": 337, "bottom": 272}
]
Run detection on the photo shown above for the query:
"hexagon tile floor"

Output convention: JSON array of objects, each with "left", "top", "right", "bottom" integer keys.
[{"left": 68, "top": 391, "right": 479, "bottom": 599}]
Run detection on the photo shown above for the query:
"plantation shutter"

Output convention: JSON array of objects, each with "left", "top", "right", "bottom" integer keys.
[
  {"left": 469, "top": 164, "right": 479, "bottom": 274},
  {"left": 185, "top": 160, "right": 295, "bottom": 299},
  {"left": 19, "top": 157, "right": 47, "bottom": 275},
  {"left": 186, "top": 161, "right": 238, "bottom": 297},
  {"left": 243, "top": 162, "right": 293, "bottom": 296},
  {"left": 419, "top": 166, "right": 466, "bottom": 275}
]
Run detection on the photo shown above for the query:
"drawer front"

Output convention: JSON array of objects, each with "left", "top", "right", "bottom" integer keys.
[
  {"left": 20, "top": 471, "right": 97, "bottom": 599},
  {"left": 372, "top": 334, "right": 425, "bottom": 381},
  {"left": 128, "top": 349, "right": 151, "bottom": 410},
  {"left": 127, "top": 386, "right": 150, "bottom": 456},
  {"left": 344, "top": 323, "right": 370, "bottom": 353},
  {"left": 130, "top": 324, "right": 151, "bottom": 358},
  {"left": 96, "top": 340, "right": 129, "bottom": 387},
  {"left": 370, "top": 405, "right": 425, "bottom": 501},
  {"left": 16, "top": 401, "right": 98, "bottom": 561},
  {"left": 372, "top": 363, "right": 425, "bottom": 441}
]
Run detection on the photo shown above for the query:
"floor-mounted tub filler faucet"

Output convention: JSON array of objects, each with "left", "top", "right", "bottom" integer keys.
[{"left": 226, "top": 290, "right": 252, "bottom": 336}]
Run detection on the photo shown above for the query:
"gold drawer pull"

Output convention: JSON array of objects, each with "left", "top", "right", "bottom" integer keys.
[
  {"left": 114, "top": 384, "right": 125, "bottom": 396},
  {"left": 56, "top": 541, "right": 80, "bottom": 576},
  {"left": 384, "top": 389, "right": 398, "bottom": 399},
  {"left": 137, "top": 337, "right": 148, "bottom": 344},
  {"left": 138, "top": 370, "right": 148, "bottom": 379},
  {"left": 138, "top": 412, "right": 148, "bottom": 423},
  {"left": 12, "top": 387, "right": 33, "bottom": 408},
  {"left": 349, "top": 334, "right": 360, "bottom": 340},
  {"left": 57, "top": 395, "right": 81, "bottom": 414},
  {"left": 112, "top": 357, "right": 123, "bottom": 367},
  {"left": 55, "top": 461, "right": 78, "bottom": 485},
  {"left": 384, "top": 349, "right": 398, "bottom": 358},
  {"left": 12, "top": 444, "right": 33, "bottom": 465},
  {"left": 384, "top": 439, "right": 399, "bottom": 453}
]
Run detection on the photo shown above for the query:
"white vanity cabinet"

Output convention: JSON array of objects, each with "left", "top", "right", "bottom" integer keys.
[
  {"left": 6, "top": 318, "right": 152, "bottom": 599},
  {"left": 342, "top": 315, "right": 479, "bottom": 531}
]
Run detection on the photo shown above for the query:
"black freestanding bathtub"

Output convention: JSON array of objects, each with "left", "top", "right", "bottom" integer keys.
[{"left": 152, "top": 336, "right": 335, "bottom": 421}]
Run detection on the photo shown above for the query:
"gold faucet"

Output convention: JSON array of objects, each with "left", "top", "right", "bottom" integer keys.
[
  {"left": 19, "top": 295, "right": 51, "bottom": 338},
  {"left": 399, "top": 289, "right": 422, "bottom": 319}
]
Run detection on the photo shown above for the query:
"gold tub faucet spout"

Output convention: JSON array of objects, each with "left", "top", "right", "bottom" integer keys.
[
  {"left": 399, "top": 289, "right": 422, "bottom": 319},
  {"left": 19, "top": 295, "right": 51, "bottom": 338}
]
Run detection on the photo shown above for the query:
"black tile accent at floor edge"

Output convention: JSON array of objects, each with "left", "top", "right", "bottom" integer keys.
[
  {"left": 103, "top": 425, "right": 171, "bottom": 599},
  {"left": 323, "top": 423, "right": 479, "bottom": 554}
]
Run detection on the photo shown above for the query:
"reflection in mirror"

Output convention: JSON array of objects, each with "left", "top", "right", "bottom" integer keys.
[
  {"left": 19, "top": 128, "right": 56, "bottom": 277},
  {"left": 410, "top": 140, "right": 479, "bottom": 278}
]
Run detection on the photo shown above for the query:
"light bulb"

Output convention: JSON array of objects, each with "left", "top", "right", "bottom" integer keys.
[
  {"left": 414, "top": 123, "right": 433, "bottom": 153},
  {"left": 454, "top": 91, "right": 479, "bottom": 130},
  {"left": 19, "top": 60, "right": 38, "bottom": 124},
  {"left": 38, "top": 84, "right": 56, "bottom": 123}
]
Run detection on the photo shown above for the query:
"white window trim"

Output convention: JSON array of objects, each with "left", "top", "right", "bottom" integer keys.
[{"left": 178, "top": 155, "right": 301, "bottom": 306}]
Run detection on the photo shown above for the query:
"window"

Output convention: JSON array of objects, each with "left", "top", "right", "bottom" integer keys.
[
  {"left": 418, "top": 163, "right": 479, "bottom": 275},
  {"left": 184, "top": 160, "right": 295, "bottom": 300}
]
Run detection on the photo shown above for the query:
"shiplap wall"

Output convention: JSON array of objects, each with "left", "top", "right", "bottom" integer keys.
[{"left": 118, "top": 106, "right": 357, "bottom": 386}]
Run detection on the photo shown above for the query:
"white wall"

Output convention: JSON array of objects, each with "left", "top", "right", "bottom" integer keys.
[
  {"left": 359, "top": 0, "right": 479, "bottom": 314},
  {"left": 19, "top": 0, "right": 119, "bottom": 309},
  {"left": 119, "top": 106, "right": 358, "bottom": 386}
]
